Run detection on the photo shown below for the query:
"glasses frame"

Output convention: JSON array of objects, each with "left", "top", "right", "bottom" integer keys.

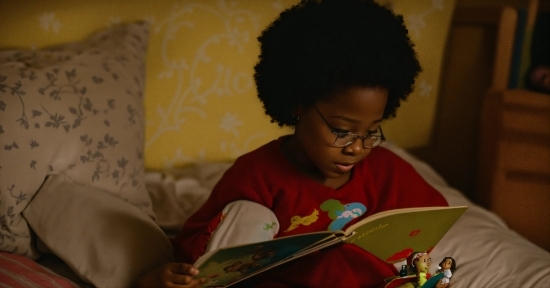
[{"left": 313, "top": 105, "right": 385, "bottom": 149}]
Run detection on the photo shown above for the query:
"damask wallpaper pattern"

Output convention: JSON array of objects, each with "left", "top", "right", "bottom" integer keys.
[{"left": 0, "top": 0, "right": 455, "bottom": 170}]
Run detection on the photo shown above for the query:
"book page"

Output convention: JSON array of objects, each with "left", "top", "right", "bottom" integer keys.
[
  {"left": 343, "top": 206, "right": 467, "bottom": 263},
  {"left": 194, "top": 231, "right": 336, "bottom": 287}
]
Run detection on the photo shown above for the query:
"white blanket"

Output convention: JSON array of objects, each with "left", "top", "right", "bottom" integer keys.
[{"left": 145, "top": 141, "right": 550, "bottom": 287}]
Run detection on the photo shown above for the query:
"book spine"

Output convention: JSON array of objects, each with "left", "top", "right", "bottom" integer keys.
[{"left": 509, "top": 8, "right": 527, "bottom": 89}]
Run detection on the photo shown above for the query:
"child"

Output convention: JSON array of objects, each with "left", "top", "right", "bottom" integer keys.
[{"left": 137, "top": 0, "right": 448, "bottom": 286}]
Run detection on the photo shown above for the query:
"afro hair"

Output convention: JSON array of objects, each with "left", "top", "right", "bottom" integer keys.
[{"left": 254, "top": 0, "right": 422, "bottom": 126}]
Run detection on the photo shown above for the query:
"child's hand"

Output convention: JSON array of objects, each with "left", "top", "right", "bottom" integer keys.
[{"left": 134, "top": 262, "right": 206, "bottom": 288}]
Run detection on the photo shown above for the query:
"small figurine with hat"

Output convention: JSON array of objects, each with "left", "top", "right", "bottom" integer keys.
[{"left": 411, "top": 252, "right": 431, "bottom": 287}]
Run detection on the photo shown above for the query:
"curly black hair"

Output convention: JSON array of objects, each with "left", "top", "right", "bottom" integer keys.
[{"left": 254, "top": 0, "right": 421, "bottom": 126}]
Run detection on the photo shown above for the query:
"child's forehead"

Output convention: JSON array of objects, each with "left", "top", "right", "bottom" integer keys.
[
  {"left": 322, "top": 85, "right": 387, "bottom": 99},
  {"left": 316, "top": 87, "right": 387, "bottom": 109}
]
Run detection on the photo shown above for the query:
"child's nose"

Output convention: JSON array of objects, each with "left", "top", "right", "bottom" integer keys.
[{"left": 343, "top": 138, "right": 365, "bottom": 156}]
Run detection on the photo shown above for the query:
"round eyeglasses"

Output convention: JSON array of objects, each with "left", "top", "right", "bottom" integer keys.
[{"left": 313, "top": 105, "right": 385, "bottom": 149}]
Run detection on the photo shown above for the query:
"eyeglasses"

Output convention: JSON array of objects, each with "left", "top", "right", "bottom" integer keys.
[{"left": 313, "top": 105, "right": 385, "bottom": 149}]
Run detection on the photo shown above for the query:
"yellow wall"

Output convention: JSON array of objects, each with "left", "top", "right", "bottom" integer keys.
[{"left": 0, "top": 0, "right": 455, "bottom": 170}]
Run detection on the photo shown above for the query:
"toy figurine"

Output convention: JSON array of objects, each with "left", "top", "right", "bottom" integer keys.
[
  {"left": 383, "top": 253, "right": 451, "bottom": 288},
  {"left": 436, "top": 257, "right": 456, "bottom": 288},
  {"left": 412, "top": 252, "right": 431, "bottom": 287}
]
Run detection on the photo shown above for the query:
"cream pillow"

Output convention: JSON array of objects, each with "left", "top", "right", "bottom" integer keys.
[
  {"left": 22, "top": 174, "right": 174, "bottom": 287},
  {"left": 0, "top": 21, "right": 154, "bottom": 257}
]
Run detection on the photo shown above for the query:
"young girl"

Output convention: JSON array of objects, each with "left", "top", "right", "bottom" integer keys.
[{"left": 137, "top": 0, "right": 448, "bottom": 286}]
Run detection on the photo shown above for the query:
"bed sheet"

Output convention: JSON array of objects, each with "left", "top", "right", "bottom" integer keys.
[
  {"left": 384, "top": 142, "right": 550, "bottom": 287},
  {"left": 2, "top": 142, "right": 549, "bottom": 287},
  {"left": 146, "top": 141, "right": 550, "bottom": 288}
]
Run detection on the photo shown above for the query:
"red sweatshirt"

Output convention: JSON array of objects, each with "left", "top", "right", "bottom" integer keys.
[{"left": 172, "top": 136, "right": 448, "bottom": 287}]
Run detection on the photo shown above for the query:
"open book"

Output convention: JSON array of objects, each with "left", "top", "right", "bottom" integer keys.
[{"left": 193, "top": 205, "right": 467, "bottom": 287}]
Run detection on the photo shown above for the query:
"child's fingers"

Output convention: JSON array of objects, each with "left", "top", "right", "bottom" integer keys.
[
  {"left": 168, "top": 263, "right": 206, "bottom": 286},
  {"left": 170, "top": 275, "right": 205, "bottom": 287},
  {"left": 170, "top": 263, "right": 199, "bottom": 276}
]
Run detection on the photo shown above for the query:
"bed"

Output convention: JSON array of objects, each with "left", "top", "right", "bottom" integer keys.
[{"left": 1, "top": 0, "right": 549, "bottom": 287}]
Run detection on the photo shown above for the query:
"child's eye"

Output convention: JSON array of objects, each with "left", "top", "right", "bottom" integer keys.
[
  {"left": 332, "top": 128, "right": 350, "bottom": 135},
  {"left": 367, "top": 128, "right": 381, "bottom": 135},
  {"left": 335, "top": 133, "right": 349, "bottom": 139}
]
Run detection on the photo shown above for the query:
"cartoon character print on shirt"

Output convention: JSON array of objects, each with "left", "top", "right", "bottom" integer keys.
[
  {"left": 320, "top": 199, "right": 367, "bottom": 231},
  {"left": 284, "top": 209, "right": 319, "bottom": 232}
]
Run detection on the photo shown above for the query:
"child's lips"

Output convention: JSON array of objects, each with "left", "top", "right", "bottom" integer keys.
[{"left": 336, "top": 163, "right": 355, "bottom": 173}]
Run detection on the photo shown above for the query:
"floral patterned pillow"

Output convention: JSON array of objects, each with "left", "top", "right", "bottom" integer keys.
[{"left": 0, "top": 21, "right": 154, "bottom": 257}]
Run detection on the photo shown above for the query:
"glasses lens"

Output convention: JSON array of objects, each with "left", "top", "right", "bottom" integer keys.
[
  {"left": 364, "top": 136, "right": 382, "bottom": 148},
  {"left": 334, "top": 134, "right": 355, "bottom": 147},
  {"left": 333, "top": 131, "right": 384, "bottom": 148}
]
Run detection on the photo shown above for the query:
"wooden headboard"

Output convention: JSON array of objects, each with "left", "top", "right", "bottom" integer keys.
[
  {"left": 410, "top": 1, "right": 550, "bottom": 250},
  {"left": 409, "top": 5, "right": 517, "bottom": 201},
  {"left": 478, "top": 88, "right": 549, "bottom": 251}
]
